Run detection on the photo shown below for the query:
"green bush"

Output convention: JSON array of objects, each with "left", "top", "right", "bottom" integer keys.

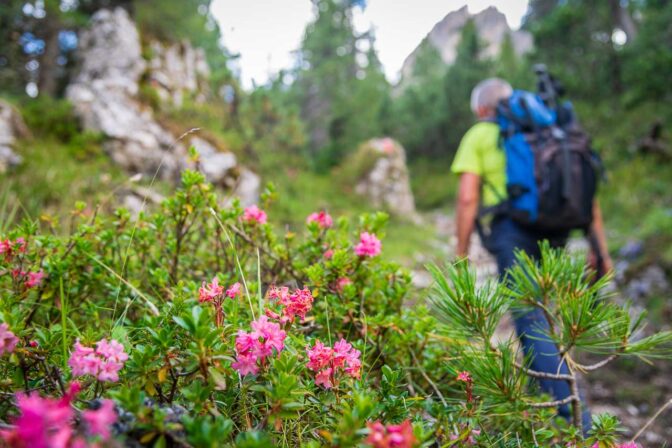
[
  {"left": 0, "top": 171, "right": 668, "bottom": 447},
  {"left": 20, "top": 97, "right": 80, "bottom": 142}
]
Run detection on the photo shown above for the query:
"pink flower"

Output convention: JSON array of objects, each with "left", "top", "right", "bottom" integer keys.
[
  {"left": 199, "top": 276, "right": 224, "bottom": 303},
  {"left": 315, "top": 368, "right": 333, "bottom": 389},
  {"left": 25, "top": 270, "right": 44, "bottom": 288},
  {"left": 355, "top": 232, "right": 381, "bottom": 257},
  {"left": 306, "top": 338, "right": 361, "bottom": 388},
  {"left": 457, "top": 371, "right": 471, "bottom": 383},
  {"left": 95, "top": 339, "right": 128, "bottom": 364},
  {"left": 0, "top": 238, "right": 26, "bottom": 260},
  {"left": 235, "top": 330, "right": 257, "bottom": 354},
  {"left": 618, "top": 444, "right": 639, "bottom": 448},
  {"left": 225, "top": 282, "right": 242, "bottom": 299},
  {"left": 285, "top": 288, "right": 314, "bottom": 322},
  {"left": 232, "top": 316, "right": 286, "bottom": 376},
  {"left": 307, "top": 211, "right": 333, "bottom": 229},
  {"left": 0, "top": 387, "right": 77, "bottom": 448},
  {"left": 231, "top": 352, "right": 259, "bottom": 376},
  {"left": 242, "top": 205, "right": 267, "bottom": 225},
  {"left": 0, "top": 239, "right": 11, "bottom": 256},
  {"left": 82, "top": 399, "right": 117, "bottom": 441},
  {"left": 323, "top": 249, "right": 334, "bottom": 259},
  {"left": 306, "top": 340, "right": 333, "bottom": 372},
  {"left": 365, "top": 420, "right": 416, "bottom": 448},
  {"left": 336, "top": 277, "right": 352, "bottom": 292},
  {"left": 251, "top": 315, "right": 286, "bottom": 353},
  {"left": 68, "top": 339, "right": 127, "bottom": 383},
  {"left": 0, "top": 323, "right": 19, "bottom": 356},
  {"left": 267, "top": 286, "right": 314, "bottom": 323}
]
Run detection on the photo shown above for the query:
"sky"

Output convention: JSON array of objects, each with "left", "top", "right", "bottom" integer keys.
[{"left": 210, "top": 1, "right": 530, "bottom": 89}]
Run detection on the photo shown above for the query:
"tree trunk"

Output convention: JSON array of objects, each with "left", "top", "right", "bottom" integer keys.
[
  {"left": 608, "top": 0, "right": 638, "bottom": 42},
  {"left": 37, "top": 18, "right": 61, "bottom": 97}
]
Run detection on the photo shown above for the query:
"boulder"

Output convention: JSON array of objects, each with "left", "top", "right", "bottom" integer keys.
[
  {"left": 353, "top": 137, "right": 417, "bottom": 219},
  {"left": 148, "top": 40, "right": 210, "bottom": 106},
  {"left": 66, "top": 8, "right": 259, "bottom": 203},
  {"left": 0, "top": 100, "right": 29, "bottom": 172},
  {"left": 66, "top": 8, "right": 183, "bottom": 180}
]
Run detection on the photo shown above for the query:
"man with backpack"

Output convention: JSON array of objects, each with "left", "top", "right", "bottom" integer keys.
[{"left": 451, "top": 77, "right": 612, "bottom": 431}]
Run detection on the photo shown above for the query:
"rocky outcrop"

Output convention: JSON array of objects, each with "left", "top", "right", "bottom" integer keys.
[
  {"left": 354, "top": 138, "right": 417, "bottom": 219},
  {"left": 0, "top": 100, "right": 29, "bottom": 173},
  {"left": 400, "top": 6, "right": 532, "bottom": 81},
  {"left": 148, "top": 40, "right": 210, "bottom": 106},
  {"left": 66, "top": 8, "right": 259, "bottom": 205}
]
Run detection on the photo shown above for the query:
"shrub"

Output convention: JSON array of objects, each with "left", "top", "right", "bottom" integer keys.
[{"left": 0, "top": 171, "right": 669, "bottom": 447}]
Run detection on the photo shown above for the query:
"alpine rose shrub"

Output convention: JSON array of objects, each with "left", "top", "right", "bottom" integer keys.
[
  {"left": 0, "top": 171, "right": 666, "bottom": 446},
  {"left": 355, "top": 232, "right": 382, "bottom": 257}
]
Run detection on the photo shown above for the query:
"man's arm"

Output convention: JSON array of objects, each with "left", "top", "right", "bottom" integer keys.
[
  {"left": 455, "top": 172, "right": 481, "bottom": 259},
  {"left": 589, "top": 199, "right": 613, "bottom": 275}
]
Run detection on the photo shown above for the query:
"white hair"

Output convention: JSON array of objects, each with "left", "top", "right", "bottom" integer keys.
[{"left": 470, "top": 78, "right": 513, "bottom": 113}]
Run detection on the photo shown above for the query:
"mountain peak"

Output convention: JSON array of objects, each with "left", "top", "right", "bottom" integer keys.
[{"left": 399, "top": 5, "right": 532, "bottom": 82}]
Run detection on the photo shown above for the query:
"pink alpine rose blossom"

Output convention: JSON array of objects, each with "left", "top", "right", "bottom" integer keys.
[
  {"left": 25, "top": 270, "right": 44, "bottom": 288},
  {"left": 231, "top": 352, "right": 259, "bottom": 376},
  {"left": 82, "top": 399, "right": 117, "bottom": 441},
  {"left": 225, "top": 282, "right": 242, "bottom": 299},
  {"left": 323, "top": 249, "right": 334, "bottom": 259},
  {"left": 199, "top": 276, "right": 224, "bottom": 303},
  {"left": 314, "top": 368, "right": 334, "bottom": 389},
  {"left": 365, "top": 420, "right": 416, "bottom": 448},
  {"left": 0, "top": 237, "right": 26, "bottom": 260},
  {"left": 267, "top": 286, "right": 314, "bottom": 323},
  {"left": 0, "top": 323, "right": 19, "bottom": 356},
  {"left": 242, "top": 205, "right": 267, "bottom": 225},
  {"left": 68, "top": 339, "right": 127, "bottom": 383},
  {"left": 336, "top": 277, "right": 352, "bottom": 292},
  {"left": 232, "top": 316, "right": 287, "bottom": 376},
  {"left": 306, "top": 338, "right": 361, "bottom": 388},
  {"left": 457, "top": 371, "right": 472, "bottom": 383},
  {"left": 355, "top": 232, "right": 381, "bottom": 257},
  {"left": 0, "top": 383, "right": 80, "bottom": 448},
  {"left": 306, "top": 211, "right": 333, "bottom": 229}
]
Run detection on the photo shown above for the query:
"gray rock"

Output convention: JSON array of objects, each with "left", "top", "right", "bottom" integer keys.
[
  {"left": 619, "top": 240, "right": 644, "bottom": 260},
  {"left": 148, "top": 40, "right": 210, "bottom": 106},
  {"left": 66, "top": 8, "right": 185, "bottom": 181},
  {"left": 400, "top": 6, "right": 532, "bottom": 84},
  {"left": 66, "top": 8, "right": 260, "bottom": 204},
  {"left": 354, "top": 138, "right": 418, "bottom": 219},
  {"left": 189, "top": 136, "right": 237, "bottom": 185},
  {"left": 0, "top": 100, "right": 28, "bottom": 172},
  {"left": 625, "top": 264, "right": 670, "bottom": 300},
  {"left": 233, "top": 168, "right": 261, "bottom": 207}
]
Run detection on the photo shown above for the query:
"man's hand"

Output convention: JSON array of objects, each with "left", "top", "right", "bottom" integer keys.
[
  {"left": 588, "top": 200, "right": 612, "bottom": 277},
  {"left": 588, "top": 248, "right": 613, "bottom": 276},
  {"left": 455, "top": 173, "right": 481, "bottom": 261}
]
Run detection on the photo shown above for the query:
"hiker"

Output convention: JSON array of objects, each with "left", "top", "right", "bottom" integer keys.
[{"left": 451, "top": 78, "right": 613, "bottom": 430}]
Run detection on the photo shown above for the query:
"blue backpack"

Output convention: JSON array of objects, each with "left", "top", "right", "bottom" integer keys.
[{"left": 493, "top": 90, "right": 601, "bottom": 232}]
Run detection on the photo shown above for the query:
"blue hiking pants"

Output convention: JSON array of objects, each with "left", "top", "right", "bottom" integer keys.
[{"left": 483, "top": 217, "right": 592, "bottom": 431}]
